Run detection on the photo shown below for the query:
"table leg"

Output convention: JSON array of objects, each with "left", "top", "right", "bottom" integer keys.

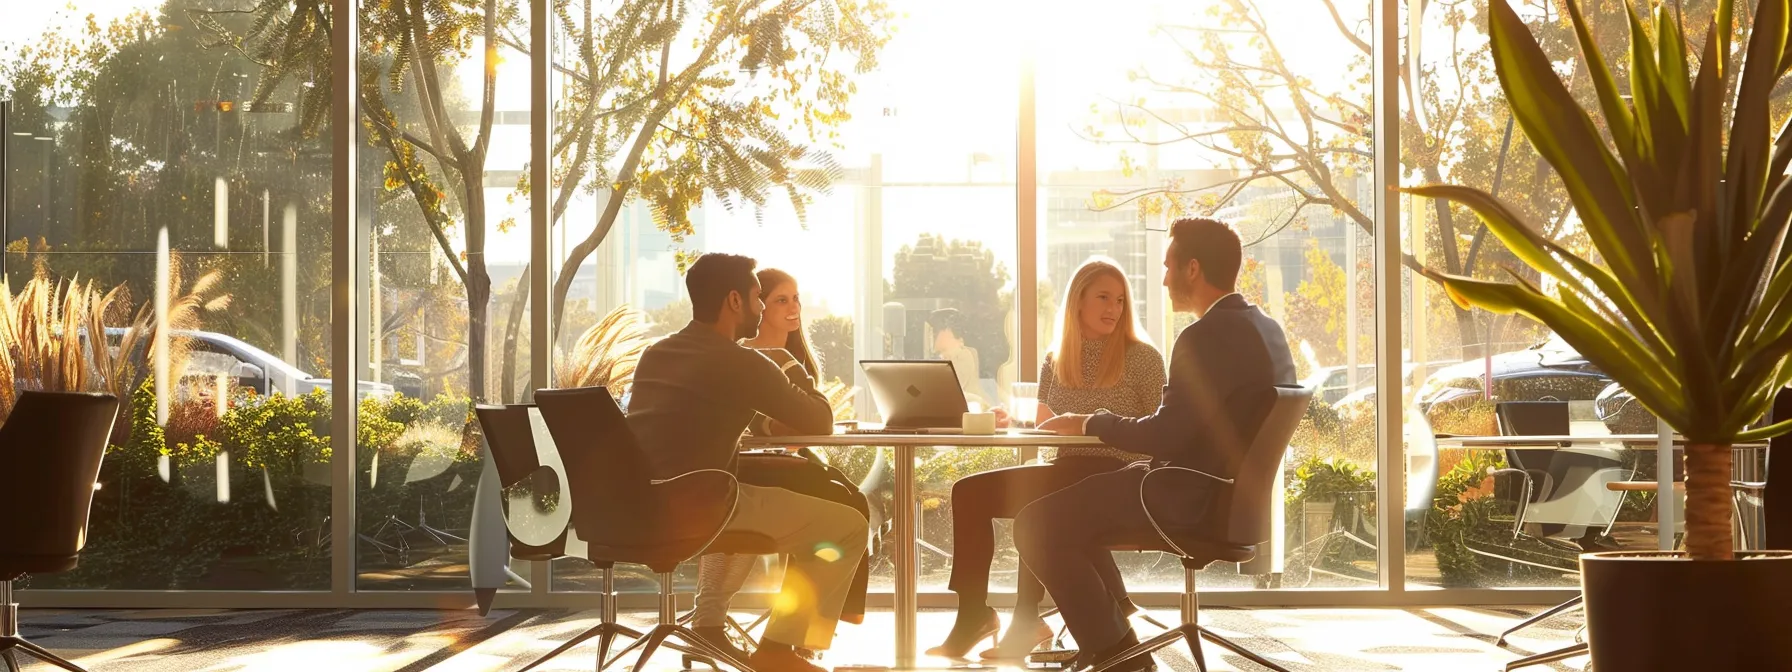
[{"left": 894, "top": 444, "right": 916, "bottom": 669}]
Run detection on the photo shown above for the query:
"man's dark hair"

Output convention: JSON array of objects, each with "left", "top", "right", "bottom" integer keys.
[
  {"left": 686, "top": 253, "right": 759, "bottom": 323},
  {"left": 1168, "top": 217, "right": 1243, "bottom": 292}
]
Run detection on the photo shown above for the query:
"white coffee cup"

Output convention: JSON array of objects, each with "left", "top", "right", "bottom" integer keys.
[{"left": 962, "top": 411, "right": 997, "bottom": 435}]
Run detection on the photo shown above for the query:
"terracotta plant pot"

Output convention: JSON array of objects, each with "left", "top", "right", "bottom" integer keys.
[{"left": 1581, "top": 550, "right": 1792, "bottom": 670}]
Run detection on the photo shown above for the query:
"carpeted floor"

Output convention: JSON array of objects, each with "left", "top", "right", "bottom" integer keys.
[{"left": 8, "top": 606, "right": 1587, "bottom": 671}]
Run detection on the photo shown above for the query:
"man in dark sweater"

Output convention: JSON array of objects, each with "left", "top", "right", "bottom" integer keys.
[
  {"left": 628, "top": 253, "right": 866, "bottom": 672},
  {"left": 1027, "top": 218, "right": 1297, "bottom": 672}
]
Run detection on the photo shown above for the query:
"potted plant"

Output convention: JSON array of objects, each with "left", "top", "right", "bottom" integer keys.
[{"left": 1408, "top": 0, "right": 1792, "bottom": 667}]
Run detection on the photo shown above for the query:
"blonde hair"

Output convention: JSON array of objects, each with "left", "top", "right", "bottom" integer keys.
[
  {"left": 1049, "top": 257, "right": 1149, "bottom": 389},
  {"left": 755, "top": 268, "right": 823, "bottom": 379}
]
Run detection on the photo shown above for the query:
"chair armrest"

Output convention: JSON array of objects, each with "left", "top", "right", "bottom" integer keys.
[
  {"left": 1149, "top": 465, "right": 1235, "bottom": 486},
  {"left": 652, "top": 468, "right": 740, "bottom": 489},
  {"left": 648, "top": 469, "right": 741, "bottom": 554},
  {"left": 1137, "top": 466, "right": 1231, "bottom": 559}
]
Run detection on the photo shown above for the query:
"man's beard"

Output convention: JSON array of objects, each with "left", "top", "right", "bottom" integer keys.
[
  {"left": 736, "top": 314, "right": 762, "bottom": 340},
  {"left": 1167, "top": 275, "right": 1196, "bottom": 311}
]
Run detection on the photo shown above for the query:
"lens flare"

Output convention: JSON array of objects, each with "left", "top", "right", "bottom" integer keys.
[{"left": 813, "top": 542, "right": 843, "bottom": 563}]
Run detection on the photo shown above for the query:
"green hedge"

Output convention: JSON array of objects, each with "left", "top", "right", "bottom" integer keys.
[{"left": 26, "top": 381, "right": 477, "bottom": 590}]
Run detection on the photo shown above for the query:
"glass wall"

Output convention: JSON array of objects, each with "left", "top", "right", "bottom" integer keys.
[
  {"left": 1037, "top": 0, "right": 1381, "bottom": 590},
  {"left": 0, "top": 2, "right": 334, "bottom": 590},
  {"left": 352, "top": 0, "right": 533, "bottom": 591},
  {"left": 546, "top": 0, "right": 1020, "bottom": 594},
  {"left": 7, "top": 0, "right": 1765, "bottom": 604},
  {"left": 1398, "top": 0, "right": 1663, "bottom": 589}
]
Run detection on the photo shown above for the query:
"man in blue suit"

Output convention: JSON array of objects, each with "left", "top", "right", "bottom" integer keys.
[{"left": 1030, "top": 217, "right": 1297, "bottom": 672}]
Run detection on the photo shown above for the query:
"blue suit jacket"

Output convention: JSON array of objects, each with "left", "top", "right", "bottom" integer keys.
[{"left": 1086, "top": 294, "right": 1298, "bottom": 478}]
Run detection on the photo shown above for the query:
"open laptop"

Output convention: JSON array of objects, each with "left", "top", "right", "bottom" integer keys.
[
  {"left": 851, "top": 360, "right": 1055, "bottom": 435},
  {"left": 853, "top": 361, "right": 969, "bottom": 433}
]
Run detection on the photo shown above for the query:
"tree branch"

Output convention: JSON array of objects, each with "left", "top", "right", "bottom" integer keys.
[{"left": 1319, "top": 0, "right": 1372, "bottom": 55}]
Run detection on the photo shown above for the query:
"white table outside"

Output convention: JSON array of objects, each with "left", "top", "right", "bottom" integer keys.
[{"left": 1432, "top": 433, "right": 1768, "bottom": 551}]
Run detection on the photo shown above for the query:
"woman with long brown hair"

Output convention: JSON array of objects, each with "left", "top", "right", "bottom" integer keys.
[{"left": 927, "top": 257, "right": 1166, "bottom": 661}]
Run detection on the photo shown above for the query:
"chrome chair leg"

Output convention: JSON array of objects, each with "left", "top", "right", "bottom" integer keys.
[
  {"left": 0, "top": 581, "right": 88, "bottom": 672},
  {"left": 1084, "top": 569, "right": 1294, "bottom": 672},
  {"left": 1506, "top": 642, "right": 1589, "bottom": 671},
  {"left": 518, "top": 567, "right": 643, "bottom": 672},
  {"left": 619, "top": 573, "right": 754, "bottom": 672},
  {"left": 1497, "top": 596, "right": 1583, "bottom": 645}
]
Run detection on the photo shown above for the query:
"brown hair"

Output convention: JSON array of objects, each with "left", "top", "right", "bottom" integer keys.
[
  {"left": 1049, "top": 257, "right": 1150, "bottom": 389},
  {"left": 755, "top": 267, "right": 823, "bottom": 379},
  {"left": 1169, "top": 217, "right": 1243, "bottom": 291}
]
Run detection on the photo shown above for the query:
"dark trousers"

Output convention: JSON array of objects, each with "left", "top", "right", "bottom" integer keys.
[
  {"left": 738, "top": 452, "right": 872, "bottom": 621},
  {"left": 1015, "top": 464, "right": 1219, "bottom": 653},
  {"left": 947, "top": 456, "right": 1126, "bottom": 615}
]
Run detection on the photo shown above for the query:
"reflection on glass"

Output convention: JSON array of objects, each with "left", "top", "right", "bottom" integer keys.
[
  {"left": 0, "top": 5, "right": 333, "bottom": 590},
  {"left": 1038, "top": 0, "right": 1379, "bottom": 590},
  {"left": 547, "top": 0, "right": 1012, "bottom": 593},
  {"left": 1399, "top": 0, "right": 1654, "bottom": 589}
]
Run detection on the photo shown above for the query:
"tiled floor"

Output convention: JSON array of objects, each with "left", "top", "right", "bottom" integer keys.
[{"left": 8, "top": 606, "right": 1587, "bottom": 671}]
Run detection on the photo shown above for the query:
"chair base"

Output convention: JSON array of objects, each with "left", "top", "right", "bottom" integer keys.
[
  {"left": 1084, "top": 624, "right": 1293, "bottom": 672},
  {"left": 0, "top": 636, "right": 90, "bottom": 672},
  {"left": 1505, "top": 642, "right": 1588, "bottom": 671},
  {"left": 601, "top": 572, "right": 754, "bottom": 672},
  {"left": 1497, "top": 596, "right": 1583, "bottom": 645},
  {"left": 1041, "top": 605, "right": 1171, "bottom": 650},
  {"left": 518, "top": 621, "right": 645, "bottom": 672},
  {"left": 606, "top": 624, "right": 752, "bottom": 672}
]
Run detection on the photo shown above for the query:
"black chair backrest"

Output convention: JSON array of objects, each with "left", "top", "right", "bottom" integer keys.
[
  {"left": 533, "top": 386, "right": 657, "bottom": 543},
  {"left": 0, "top": 391, "right": 121, "bottom": 558},
  {"left": 1227, "top": 385, "right": 1315, "bottom": 546},
  {"left": 1496, "top": 401, "right": 1570, "bottom": 436},
  {"left": 1497, "top": 401, "right": 1568, "bottom": 474},
  {"left": 475, "top": 403, "right": 541, "bottom": 488}
]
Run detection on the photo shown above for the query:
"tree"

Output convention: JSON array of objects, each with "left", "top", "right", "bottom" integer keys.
[
  {"left": 642, "top": 298, "right": 692, "bottom": 339},
  {"left": 888, "top": 234, "right": 1011, "bottom": 380},
  {"left": 1, "top": 2, "right": 338, "bottom": 375},
  {"left": 1286, "top": 238, "right": 1357, "bottom": 365},
  {"left": 1077, "top": 0, "right": 1686, "bottom": 360},
  {"left": 204, "top": 0, "right": 894, "bottom": 402},
  {"left": 808, "top": 313, "right": 853, "bottom": 383}
]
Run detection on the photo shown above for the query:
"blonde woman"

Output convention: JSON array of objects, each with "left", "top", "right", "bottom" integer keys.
[
  {"left": 926, "top": 257, "right": 1166, "bottom": 660},
  {"left": 689, "top": 267, "right": 873, "bottom": 662}
]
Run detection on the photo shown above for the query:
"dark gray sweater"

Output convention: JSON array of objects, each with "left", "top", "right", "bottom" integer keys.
[{"left": 627, "top": 321, "right": 834, "bottom": 479}]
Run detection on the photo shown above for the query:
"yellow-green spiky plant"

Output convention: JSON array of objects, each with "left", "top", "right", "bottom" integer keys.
[{"left": 1408, "top": 0, "right": 1792, "bottom": 560}]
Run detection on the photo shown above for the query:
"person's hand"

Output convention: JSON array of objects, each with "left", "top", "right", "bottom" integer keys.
[
  {"left": 1039, "top": 413, "right": 1091, "bottom": 436},
  {"left": 991, "top": 406, "right": 1011, "bottom": 429}
]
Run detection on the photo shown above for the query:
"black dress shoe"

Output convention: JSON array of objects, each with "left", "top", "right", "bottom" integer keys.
[
  {"left": 1074, "top": 631, "right": 1154, "bottom": 672},
  {"left": 692, "top": 626, "right": 754, "bottom": 664}
]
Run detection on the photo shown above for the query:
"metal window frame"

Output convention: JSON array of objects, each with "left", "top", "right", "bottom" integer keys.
[{"left": 12, "top": 0, "right": 1586, "bottom": 610}]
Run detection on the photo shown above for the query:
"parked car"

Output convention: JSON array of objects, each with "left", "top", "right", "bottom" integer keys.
[
  {"left": 1414, "top": 336, "right": 1606, "bottom": 408},
  {"left": 1594, "top": 382, "right": 1676, "bottom": 434},
  {"left": 1327, "top": 360, "right": 1461, "bottom": 418},
  {"left": 1411, "top": 336, "right": 1612, "bottom": 434},
  {"left": 1304, "top": 364, "right": 1377, "bottom": 405},
  {"left": 107, "top": 328, "right": 396, "bottom": 399}
]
